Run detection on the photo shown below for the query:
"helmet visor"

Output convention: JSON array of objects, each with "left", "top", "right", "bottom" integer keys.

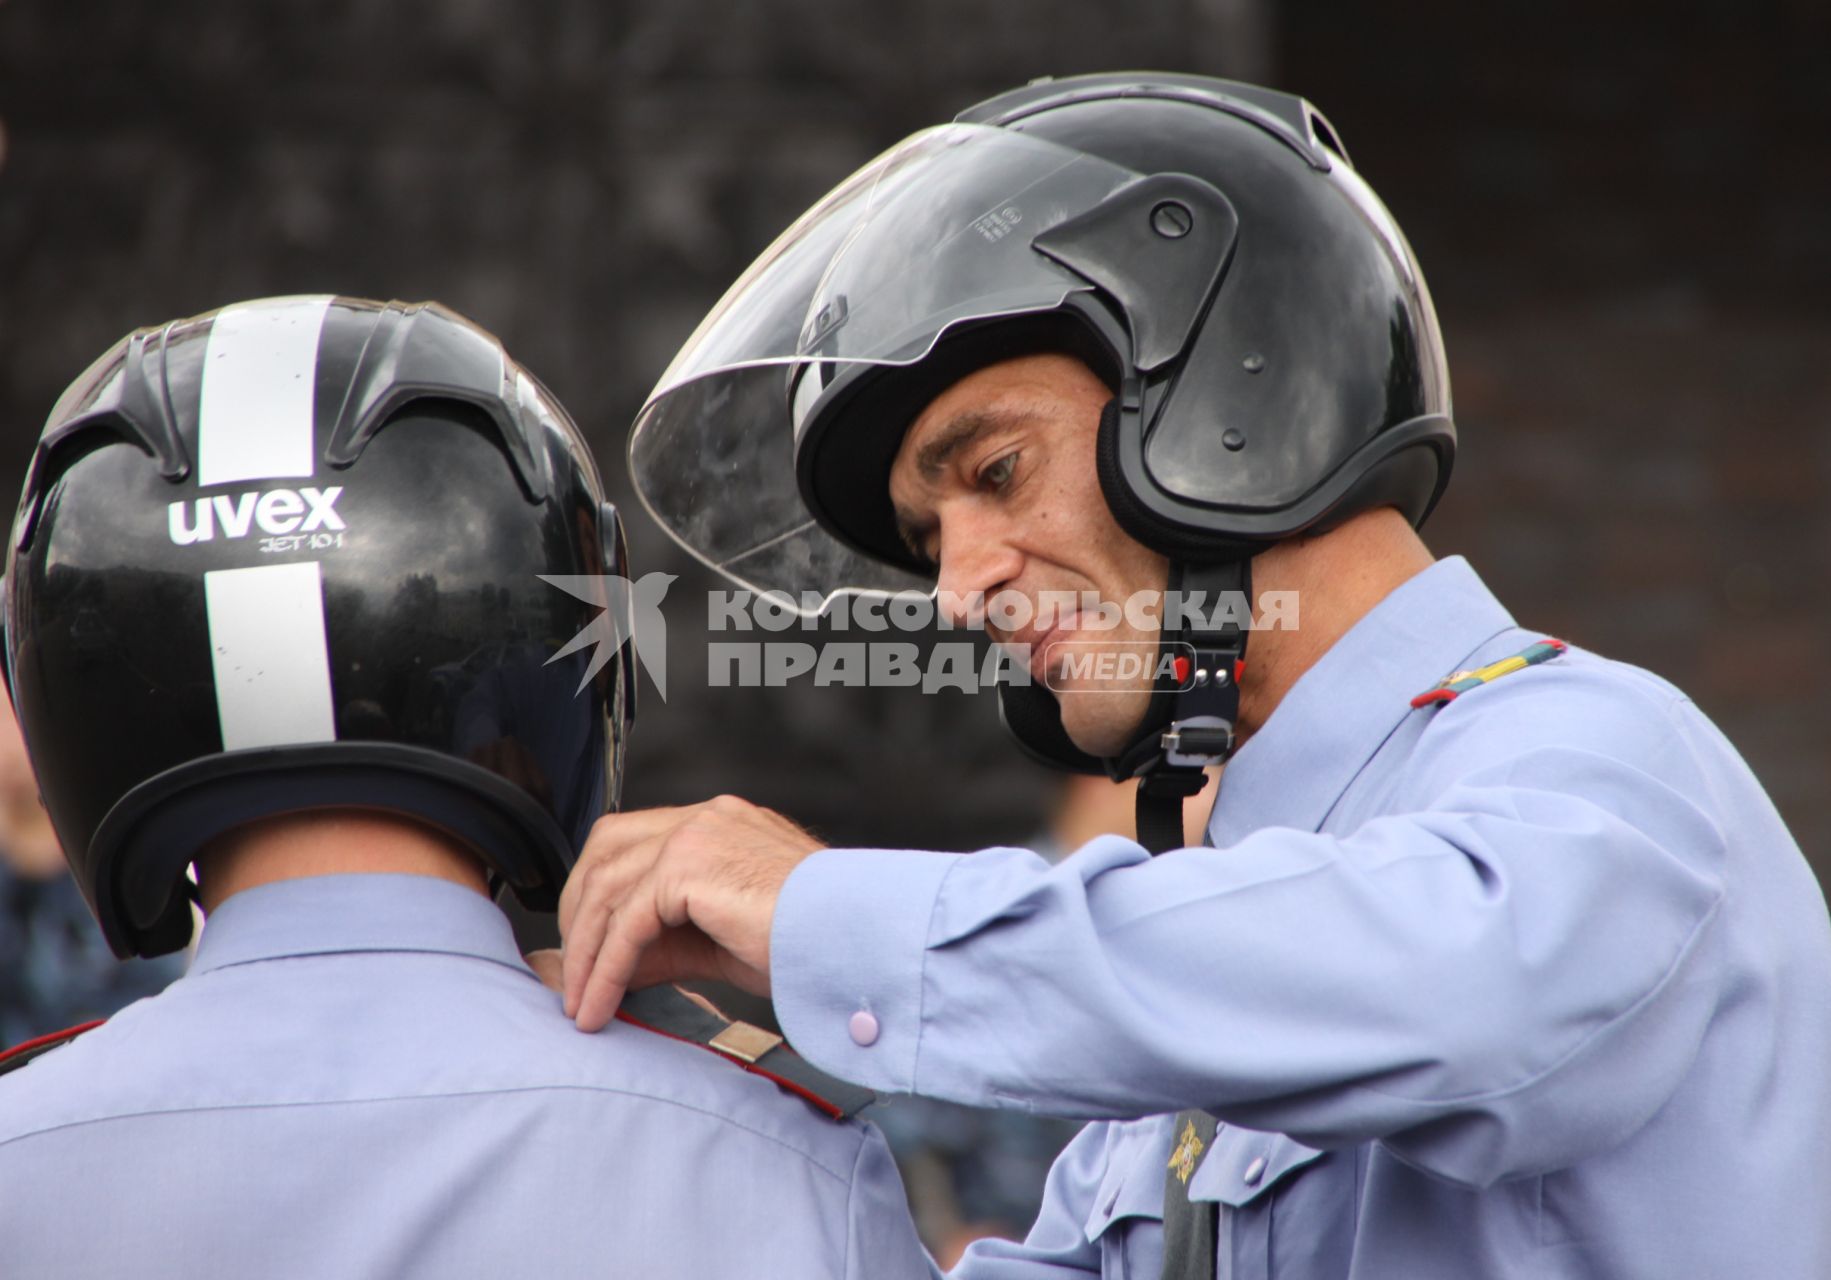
[{"left": 630, "top": 123, "right": 1139, "bottom": 607}]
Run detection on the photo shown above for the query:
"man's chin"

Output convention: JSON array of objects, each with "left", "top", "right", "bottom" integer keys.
[{"left": 1056, "top": 691, "right": 1152, "bottom": 760}]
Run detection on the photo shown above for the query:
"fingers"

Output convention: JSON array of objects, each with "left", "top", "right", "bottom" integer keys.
[
  {"left": 571, "top": 863, "right": 733, "bottom": 1031},
  {"left": 559, "top": 893, "right": 612, "bottom": 1018},
  {"left": 523, "top": 948, "right": 564, "bottom": 993},
  {"left": 675, "top": 986, "right": 727, "bottom": 1019},
  {"left": 572, "top": 882, "right": 668, "bottom": 1032},
  {"left": 558, "top": 806, "right": 687, "bottom": 937},
  {"left": 560, "top": 812, "right": 686, "bottom": 1012},
  {"left": 555, "top": 796, "right": 820, "bottom": 1031},
  {"left": 559, "top": 832, "right": 656, "bottom": 1020}
]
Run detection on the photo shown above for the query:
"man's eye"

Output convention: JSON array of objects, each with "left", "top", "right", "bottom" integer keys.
[{"left": 980, "top": 453, "right": 1018, "bottom": 489}]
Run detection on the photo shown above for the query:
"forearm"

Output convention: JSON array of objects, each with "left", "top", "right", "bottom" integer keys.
[{"left": 774, "top": 768, "right": 1725, "bottom": 1183}]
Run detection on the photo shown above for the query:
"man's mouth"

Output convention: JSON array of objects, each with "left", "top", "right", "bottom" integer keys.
[{"left": 1006, "top": 610, "right": 1080, "bottom": 683}]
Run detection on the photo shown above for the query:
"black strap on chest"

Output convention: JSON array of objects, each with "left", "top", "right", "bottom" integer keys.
[
  {"left": 1159, "top": 1108, "right": 1220, "bottom": 1280},
  {"left": 1159, "top": 812, "right": 1227, "bottom": 1277},
  {"left": 615, "top": 986, "right": 876, "bottom": 1121},
  {"left": 0, "top": 1019, "right": 103, "bottom": 1079},
  {"left": 1135, "top": 769, "right": 1210, "bottom": 853}
]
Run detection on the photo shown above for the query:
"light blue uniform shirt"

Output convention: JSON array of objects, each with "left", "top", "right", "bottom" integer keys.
[
  {"left": 0, "top": 874, "right": 930, "bottom": 1280},
  {"left": 773, "top": 557, "right": 1831, "bottom": 1279}
]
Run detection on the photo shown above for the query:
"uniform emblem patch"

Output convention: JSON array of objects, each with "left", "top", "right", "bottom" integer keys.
[
  {"left": 1169, "top": 1117, "right": 1207, "bottom": 1185},
  {"left": 1411, "top": 638, "right": 1567, "bottom": 708}
]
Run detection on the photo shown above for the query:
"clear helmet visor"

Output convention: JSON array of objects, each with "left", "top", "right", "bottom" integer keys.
[{"left": 630, "top": 124, "right": 1139, "bottom": 607}]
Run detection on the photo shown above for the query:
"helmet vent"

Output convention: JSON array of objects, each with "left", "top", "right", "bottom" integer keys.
[{"left": 1306, "top": 109, "right": 1351, "bottom": 167}]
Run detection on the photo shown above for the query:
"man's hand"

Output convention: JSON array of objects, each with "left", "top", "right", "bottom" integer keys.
[
  {"left": 524, "top": 948, "right": 564, "bottom": 993},
  {"left": 557, "top": 796, "right": 824, "bottom": 1032}
]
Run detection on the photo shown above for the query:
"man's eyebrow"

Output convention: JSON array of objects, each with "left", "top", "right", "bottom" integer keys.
[{"left": 914, "top": 408, "right": 1032, "bottom": 480}]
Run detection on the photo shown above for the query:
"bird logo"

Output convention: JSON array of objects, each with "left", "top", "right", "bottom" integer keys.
[{"left": 538, "top": 572, "right": 677, "bottom": 701}]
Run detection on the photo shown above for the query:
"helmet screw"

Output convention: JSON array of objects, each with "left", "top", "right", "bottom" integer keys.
[
  {"left": 1215, "top": 668, "right": 1231, "bottom": 687},
  {"left": 1150, "top": 200, "right": 1194, "bottom": 239},
  {"left": 1222, "top": 429, "right": 1247, "bottom": 451},
  {"left": 1194, "top": 668, "right": 1210, "bottom": 687},
  {"left": 1242, "top": 353, "right": 1266, "bottom": 373}
]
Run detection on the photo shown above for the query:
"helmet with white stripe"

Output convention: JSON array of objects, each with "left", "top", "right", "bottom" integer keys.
[{"left": 3, "top": 296, "right": 634, "bottom": 957}]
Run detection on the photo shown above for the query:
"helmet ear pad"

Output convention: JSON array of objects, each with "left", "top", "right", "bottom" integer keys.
[
  {"left": 1096, "top": 385, "right": 1455, "bottom": 561},
  {"left": 996, "top": 678, "right": 1107, "bottom": 776}
]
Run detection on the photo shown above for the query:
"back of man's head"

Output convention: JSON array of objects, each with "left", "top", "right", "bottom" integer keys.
[{"left": 3, "top": 295, "right": 636, "bottom": 956}]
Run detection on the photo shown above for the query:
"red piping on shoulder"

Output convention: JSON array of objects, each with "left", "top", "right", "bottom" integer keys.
[
  {"left": 0, "top": 1019, "right": 105, "bottom": 1069},
  {"left": 613, "top": 1008, "right": 845, "bottom": 1120}
]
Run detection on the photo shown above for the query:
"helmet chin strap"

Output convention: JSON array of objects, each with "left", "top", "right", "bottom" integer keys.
[{"left": 1105, "top": 558, "right": 1252, "bottom": 853}]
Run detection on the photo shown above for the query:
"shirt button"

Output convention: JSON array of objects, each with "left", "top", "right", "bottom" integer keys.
[
  {"left": 1243, "top": 1155, "right": 1267, "bottom": 1187},
  {"left": 848, "top": 1010, "right": 880, "bottom": 1047}
]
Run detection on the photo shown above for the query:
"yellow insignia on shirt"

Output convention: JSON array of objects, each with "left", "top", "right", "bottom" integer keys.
[
  {"left": 1169, "top": 1117, "right": 1206, "bottom": 1185},
  {"left": 1410, "top": 638, "right": 1568, "bottom": 708}
]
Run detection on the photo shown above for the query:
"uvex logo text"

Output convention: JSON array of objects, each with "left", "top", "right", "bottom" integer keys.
[{"left": 168, "top": 487, "right": 346, "bottom": 545}]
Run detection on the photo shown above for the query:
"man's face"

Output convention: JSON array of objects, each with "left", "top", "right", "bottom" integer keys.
[{"left": 887, "top": 352, "right": 1168, "bottom": 757}]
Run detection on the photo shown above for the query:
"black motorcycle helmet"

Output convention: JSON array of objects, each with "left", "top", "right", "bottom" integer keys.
[
  {"left": 4, "top": 296, "right": 636, "bottom": 957},
  {"left": 798, "top": 74, "right": 1454, "bottom": 572},
  {"left": 630, "top": 73, "right": 1452, "bottom": 829}
]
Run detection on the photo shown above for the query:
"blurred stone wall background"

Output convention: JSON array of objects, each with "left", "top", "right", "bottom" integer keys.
[{"left": 1, "top": 1, "right": 1826, "bottom": 880}]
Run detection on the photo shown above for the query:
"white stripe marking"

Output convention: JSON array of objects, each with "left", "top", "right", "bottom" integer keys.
[
  {"left": 204, "top": 561, "right": 338, "bottom": 750},
  {"left": 197, "top": 296, "right": 332, "bottom": 487}
]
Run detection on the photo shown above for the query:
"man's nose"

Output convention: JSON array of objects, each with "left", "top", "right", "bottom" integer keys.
[{"left": 933, "top": 506, "right": 1023, "bottom": 628}]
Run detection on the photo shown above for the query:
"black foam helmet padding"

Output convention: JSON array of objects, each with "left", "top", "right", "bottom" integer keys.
[
  {"left": 91, "top": 744, "right": 577, "bottom": 956},
  {"left": 796, "top": 309, "right": 1121, "bottom": 574},
  {"left": 996, "top": 678, "right": 1109, "bottom": 776}
]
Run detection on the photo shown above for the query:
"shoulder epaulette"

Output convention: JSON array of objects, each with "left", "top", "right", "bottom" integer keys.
[
  {"left": 1411, "top": 638, "right": 1567, "bottom": 709},
  {"left": 616, "top": 986, "right": 876, "bottom": 1121},
  {"left": 0, "top": 1019, "right": 104, "bottom": 1079}
]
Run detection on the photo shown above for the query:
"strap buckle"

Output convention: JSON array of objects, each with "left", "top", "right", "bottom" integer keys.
[{"left": 1161, "top": 717, "right": 1234, "bottom": 767}]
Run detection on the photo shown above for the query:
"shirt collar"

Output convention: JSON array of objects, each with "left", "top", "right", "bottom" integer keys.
[
  {"left": 191, "top": 873, "right": 532, "bottom": 978},
  {"left": 1208, "top": 556, "right": 1517, "bottom": 845}
]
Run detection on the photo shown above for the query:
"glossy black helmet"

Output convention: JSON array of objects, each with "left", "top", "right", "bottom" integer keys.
[
  {"left": 630, "top": 73, "right": 1452, "bottom": 800},
  {"left": 4, "top": 296, "right": 635, "bottom": 957},
  {"left": 630, "top": 71, "right": 1452, "bottom": 600}
]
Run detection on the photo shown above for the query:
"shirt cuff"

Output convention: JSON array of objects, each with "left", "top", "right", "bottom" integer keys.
[{"left": 771, "top": 845, "right": 961, "bottom": 1094}]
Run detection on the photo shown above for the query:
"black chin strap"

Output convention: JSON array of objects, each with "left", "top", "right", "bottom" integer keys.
[
  {"left": 1135, "top": 764, "right": 1212, "bottom": 854},
  {"left": 1121, "top": 558, "right": 1252, "bottom": 853}
]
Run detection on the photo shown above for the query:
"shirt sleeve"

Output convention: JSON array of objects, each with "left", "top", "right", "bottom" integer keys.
[
  {"left": 946, "top": 1120, "right": 1128, "bottom": 1279},
  {"left": 774, "top": 671, "right": 1730, "bottom": 1188},
  {"left": 843, "top": 1113, "right": 1151, "bottom": 1280}
]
